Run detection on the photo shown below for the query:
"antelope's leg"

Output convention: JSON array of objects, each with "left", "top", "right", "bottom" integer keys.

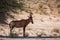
[
  {"left": 23, "top": 27, "right": 26, "bottom": 37},
  {"left": 10, "top": 27, "right": 14, "bottom": 36}
]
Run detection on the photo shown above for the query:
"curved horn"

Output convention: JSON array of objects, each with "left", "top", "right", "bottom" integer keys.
[{"left": 30, "top": 12, "right": 33, "bottom": 17}]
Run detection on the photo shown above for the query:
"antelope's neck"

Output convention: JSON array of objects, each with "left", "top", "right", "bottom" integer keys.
[{"left": 26, "top": 19, "right": 30, "bottom": 24}]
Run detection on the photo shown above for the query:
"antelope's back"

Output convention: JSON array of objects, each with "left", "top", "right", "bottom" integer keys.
[{"left": 9, "top": 19, "right": 27, "bottom": 28}]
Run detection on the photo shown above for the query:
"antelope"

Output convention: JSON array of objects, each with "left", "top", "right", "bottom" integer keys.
[{"left": 9, "top": 12, "right": 34, "bottom": 37}]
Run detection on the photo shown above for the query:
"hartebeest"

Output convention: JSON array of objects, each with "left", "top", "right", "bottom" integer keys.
[{"left": 9, "top": 12, "right": 33, "bottom": 37}]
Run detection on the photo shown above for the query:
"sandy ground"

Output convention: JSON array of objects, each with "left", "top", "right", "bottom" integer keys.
[{"left": 0, "top": 12, "right": 60, "bottom": 37}]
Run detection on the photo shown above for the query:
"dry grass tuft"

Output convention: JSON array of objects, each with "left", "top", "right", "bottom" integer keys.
[
  {"left": 41, "top": 32, "right": 46, "bottom": 36},
  {"left": 37, "top": 32, "right": 46, "bottom": 37},
  {"left": 40, "top": 19, "right": 44, "bottom": 22},
  {"left": 51, "top": 28, "right": 60, "bottom": 33},
  {"left": 53, "top": 33, "right": 58, "bottom": 36}
]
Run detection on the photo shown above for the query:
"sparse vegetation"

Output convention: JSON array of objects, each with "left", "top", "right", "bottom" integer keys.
[
  {"left": 51, "top": 28, "right": 60, "bottom": 33},
  {"left": 0, "top": 0, "right": 60, "bottom": 37},
  {"left": 0, "top": 0, "right": 24, "bottom": 23}
]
